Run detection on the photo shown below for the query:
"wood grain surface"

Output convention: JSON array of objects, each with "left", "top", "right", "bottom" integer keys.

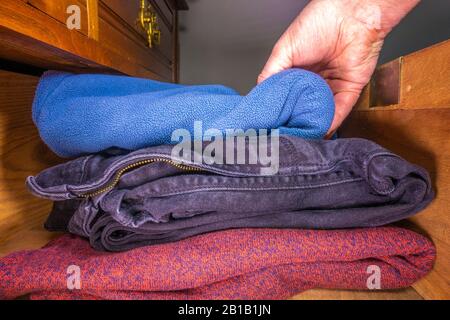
[
  {"left": 0, "top": 70, "right": 62, "bottom": 257},
  {"left": 293, "top": 288, "right": 423, "bottom": 300}
]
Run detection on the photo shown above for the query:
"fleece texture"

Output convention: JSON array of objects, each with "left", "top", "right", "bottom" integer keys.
[
  {"left": 0, "top": 227, "right": 435, "bottom": 300},
  {"left": 32, "top": 69, "right": 334, "bottom": 157},
  {"left": 27, "top": 136, "right": 434, "bottom": 252}
]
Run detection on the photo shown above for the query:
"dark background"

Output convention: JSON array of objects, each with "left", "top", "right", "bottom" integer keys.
[{"left": 179, "top": 0, "right": 450, "bottom": 93}]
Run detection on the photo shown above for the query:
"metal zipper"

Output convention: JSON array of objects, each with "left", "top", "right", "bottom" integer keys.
[{"left": 78, "top": 157, "right": 202, "bottom": 199}]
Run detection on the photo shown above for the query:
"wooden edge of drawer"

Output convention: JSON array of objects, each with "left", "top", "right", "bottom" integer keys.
[
  {"left": 165, "top": 0, "right": 189, "bottom": 11},
  {"left": 354, "top": 39, "right": 450, "bottom": 111},
  {"left": 151, "top": 0, "right": 173, "bottom": 30}
]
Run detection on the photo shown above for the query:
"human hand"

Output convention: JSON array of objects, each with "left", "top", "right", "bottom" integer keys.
[{"left": 258, "top": 0, "right": 420, "bottom": 133}]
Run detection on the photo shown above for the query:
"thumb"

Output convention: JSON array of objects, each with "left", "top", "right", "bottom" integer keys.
[
  {"left": 258, "top": 39, "right": 294, "bottom": 84},
  {"left": 328, "top": 91, "right": 360, "bottom": 133}
]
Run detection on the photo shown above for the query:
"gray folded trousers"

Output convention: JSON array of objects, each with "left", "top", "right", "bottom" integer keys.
[{"left": 26, "top": 136, "right": 434, "bottom": 252}]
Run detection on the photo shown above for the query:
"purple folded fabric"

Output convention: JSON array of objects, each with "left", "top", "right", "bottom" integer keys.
[{"left": 27, "top": 136, "right": 434, "bottom": 251}]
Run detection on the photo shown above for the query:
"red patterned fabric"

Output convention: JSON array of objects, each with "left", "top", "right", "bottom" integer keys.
[{"left": 0, "top": 227, "right": 435, "bottom": 300}]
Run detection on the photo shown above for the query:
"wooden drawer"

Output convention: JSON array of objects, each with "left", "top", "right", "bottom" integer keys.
[
  {"left": 27, "top": 0, "right": 89, "bottom": 36},
  {"left": 0, "top": 0, "right": 188, "bottom": 81},
  {"left": 97, "top": 1, "right": 172, "bottom": 80}
]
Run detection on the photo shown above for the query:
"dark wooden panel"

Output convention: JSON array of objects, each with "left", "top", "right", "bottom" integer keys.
[
  {"left": 154, "top": 0, "right": 173, "bottom": 27},
  {"left": 166, "top": 0, "right": 188, "bottom": 11}
]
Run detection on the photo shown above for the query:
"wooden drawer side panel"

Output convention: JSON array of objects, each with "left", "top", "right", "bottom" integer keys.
[
  {"left": 355, "top": 40, "right": 450, "bottom": 111},
  {"left": 0, "top": 70, "right": 62, "bottom": 257}
]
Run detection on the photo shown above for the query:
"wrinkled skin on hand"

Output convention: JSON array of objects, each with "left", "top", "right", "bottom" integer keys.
[{"left": 259, "top": 0, "right": 420, "bottom": 133}]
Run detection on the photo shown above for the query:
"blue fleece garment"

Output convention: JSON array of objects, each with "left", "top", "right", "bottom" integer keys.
[{"left": 32, "top": 69, "right": 335, "bottom": 157}]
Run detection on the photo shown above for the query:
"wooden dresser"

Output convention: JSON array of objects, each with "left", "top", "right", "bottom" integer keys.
[{"left": 0, "top": 0, "right": 187, "bottom": 81}]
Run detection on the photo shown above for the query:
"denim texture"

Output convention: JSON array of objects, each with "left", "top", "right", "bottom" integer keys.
[{"left": 27, "top": 136, "right": 434, "bottom": 252}]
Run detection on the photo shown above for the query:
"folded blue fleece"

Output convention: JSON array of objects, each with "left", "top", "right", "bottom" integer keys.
[{"left": 32, "top": 69, "right": 335, "bottom": 157}]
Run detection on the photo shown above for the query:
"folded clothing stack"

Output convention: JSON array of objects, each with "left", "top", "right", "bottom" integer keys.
[
  {"left": 0, "top": 227, "right": 436, "bottom": 300},
  {"left": 0, "top": 69, "right": 436, "bottom": 300},
  {"left": 27, "top": 136, "right": 434, "bottom": 252}
]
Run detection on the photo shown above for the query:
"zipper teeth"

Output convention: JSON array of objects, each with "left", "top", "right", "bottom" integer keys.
[{"left": 79, "top": 158, "right": 202, "bottom": 198}]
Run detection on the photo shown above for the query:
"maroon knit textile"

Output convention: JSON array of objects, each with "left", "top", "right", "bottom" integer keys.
[{"left": 0, "top": 227, "right": 435, "bottom": 300}]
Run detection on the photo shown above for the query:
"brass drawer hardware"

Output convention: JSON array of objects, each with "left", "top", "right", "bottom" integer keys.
[{"left": 139, "top": 0, "right": 161, "bottom": 48}]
